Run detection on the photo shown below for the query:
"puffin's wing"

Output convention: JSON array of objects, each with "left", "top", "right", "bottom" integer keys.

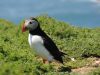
[{"left": 42, "top": 36, "right": 64, "bottom": 63}]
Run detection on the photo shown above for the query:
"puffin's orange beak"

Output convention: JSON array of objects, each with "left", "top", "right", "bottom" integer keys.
[{"left": 22, "top": 24, "right": 27, "bottom": 32}]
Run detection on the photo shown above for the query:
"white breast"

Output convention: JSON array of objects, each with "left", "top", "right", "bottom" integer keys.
[{"left": 28, "top": 34, "right": 54, "bottom": 61}]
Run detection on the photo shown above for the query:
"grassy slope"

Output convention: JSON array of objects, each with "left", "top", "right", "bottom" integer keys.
[{"left": 0, "top": 16, "right": 100, "bottom": 75}]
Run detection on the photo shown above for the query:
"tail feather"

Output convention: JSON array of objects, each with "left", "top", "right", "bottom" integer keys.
[{"left": 60, "top": 52, "right": 67, "bottom": 56}]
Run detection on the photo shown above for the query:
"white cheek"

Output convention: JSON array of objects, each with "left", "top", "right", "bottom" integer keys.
[
  {"left": 33, "top": 22, "right": 38, "bottom": 29},
  {"left": 25, "top": 20, "right": 38, "bottom": 30},
  {"left": 27, "top": 24, "right": 37, "bottom": 30}
]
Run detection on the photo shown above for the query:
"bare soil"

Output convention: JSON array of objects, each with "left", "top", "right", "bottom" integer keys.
[{"left": 72, "top": 57, "right": 100, "bottom": 75}]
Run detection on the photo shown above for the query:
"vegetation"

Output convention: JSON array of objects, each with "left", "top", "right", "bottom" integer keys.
[{"left": 0, "top": 15, "right": 100, "bottom": 75}]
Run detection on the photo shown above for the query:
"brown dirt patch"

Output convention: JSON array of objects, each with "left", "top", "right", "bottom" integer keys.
[{"left": 72, "top": 57, "right": 100, "bottom": 75}]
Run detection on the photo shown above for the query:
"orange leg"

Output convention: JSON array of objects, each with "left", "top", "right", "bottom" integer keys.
[{"left": 43, "top": 59, "right": 49, "bottom": 64}]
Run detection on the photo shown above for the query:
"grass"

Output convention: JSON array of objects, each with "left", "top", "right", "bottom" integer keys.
[{"left": 0, "top": 15, "right": 100, "bottom": 75}]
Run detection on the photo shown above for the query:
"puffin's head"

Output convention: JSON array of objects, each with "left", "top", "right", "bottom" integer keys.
[{"left": 22, "top": 17, "right": 39, "bottom": 32}]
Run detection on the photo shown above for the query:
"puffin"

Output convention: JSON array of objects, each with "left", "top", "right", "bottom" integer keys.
[{"left": 22, "top": 17, "right": 66, "bottom": 64}]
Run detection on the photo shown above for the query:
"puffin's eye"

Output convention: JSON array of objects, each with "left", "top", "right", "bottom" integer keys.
[{"left": 29, "top": 22, "right": 32, "bottom": 24}]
